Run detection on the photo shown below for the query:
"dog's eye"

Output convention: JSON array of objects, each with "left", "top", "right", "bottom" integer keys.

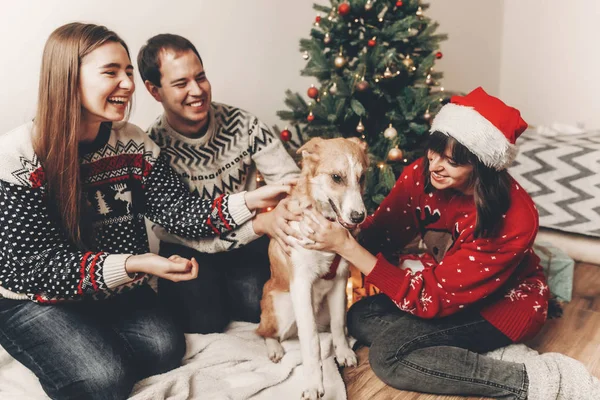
[{"left": 331, "top": 174, "right": 342, "bottom": 184}]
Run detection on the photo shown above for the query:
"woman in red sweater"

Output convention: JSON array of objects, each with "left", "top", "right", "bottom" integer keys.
[{"left": 303, "top": 88, "right": 550, "bottom": 399}]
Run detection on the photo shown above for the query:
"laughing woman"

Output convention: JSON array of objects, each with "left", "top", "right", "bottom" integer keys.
[
  {"left": 0, "top": 23, "right": 290, "bottom": 400},
  {"left": 302, "top": 88, "right": 599, "bottom": 399}
]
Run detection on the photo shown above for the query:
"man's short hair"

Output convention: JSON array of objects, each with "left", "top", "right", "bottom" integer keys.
[{"left": 137, "top": 33, "right": 203, "bottom": 87}]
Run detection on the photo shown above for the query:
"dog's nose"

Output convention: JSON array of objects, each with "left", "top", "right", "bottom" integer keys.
[{"left": 350, "top": 210, "right": 365, "bottom": 223}]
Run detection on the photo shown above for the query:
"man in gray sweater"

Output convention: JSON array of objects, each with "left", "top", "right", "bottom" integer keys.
[{"left": 138, "top": 34, "right": 300, "bottom": 333}]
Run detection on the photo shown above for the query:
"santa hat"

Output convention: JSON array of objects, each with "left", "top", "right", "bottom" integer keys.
[{"left": 430, "top": 87, "right": 528, "bottom": 170}]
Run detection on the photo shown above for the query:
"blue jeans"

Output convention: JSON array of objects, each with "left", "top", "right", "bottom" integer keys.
[
  {"left": 0, "top": 285, "right": 185, "bottom": 400},
  {"left": 348, "top": 294, "right": 529, "bottom": 399},
  {"left": 158, "top": 236, "right": 270, "bottom": 333}
]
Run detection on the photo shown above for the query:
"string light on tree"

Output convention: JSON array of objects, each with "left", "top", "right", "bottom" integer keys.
[
  {"left": 388, "top": 146, "right": 403, "bottom": 161},
  {"left": 425, "top": 73, "right": 433, "bottom": 85},
  {"left": 365, "top": 0, "right": 373, "bottom": 11},
  {"left": 416, "top": 6, "right": 423, "bottom": 17},
  {"left": 324, "top": 32, "right": 332, "bottom": 44},
  {"left": 384, "top": 123, "right": 398, "bottom": 139},
  {"left": 356, "top": 119, "right": 365, "bottom": 133}
]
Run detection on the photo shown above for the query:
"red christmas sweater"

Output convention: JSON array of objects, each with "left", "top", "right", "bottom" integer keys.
[{"left": 361, "top": 158, "right": 549, "bottom": 342}]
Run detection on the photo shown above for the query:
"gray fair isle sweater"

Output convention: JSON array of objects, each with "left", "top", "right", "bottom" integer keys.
[{"left": 148, "top": 102, "right": 300, "bottom": 252}]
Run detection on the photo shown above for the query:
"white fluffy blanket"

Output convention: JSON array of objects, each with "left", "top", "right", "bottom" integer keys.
[{"left": 0, "top": 322, "right": 348, "bottom": 400}]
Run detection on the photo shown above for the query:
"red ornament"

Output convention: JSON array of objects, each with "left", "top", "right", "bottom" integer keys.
[
  {"left": 307, "top": 86, "right": 319, "bottom": 99},
  {"left": 436, "top": 51, "right": 443, "bottom": 59},
  {"left": 368, "top": 38, "right": 376, "bottom": 47},
  {"left": 396, "top": 1, "right": 403, "bottom": 7},
  {"left": 338, "top": 2, "right": 350, "bottom": 16},
  {"left": 280, "top": 129, "right": 292, "bottom": 142},
  {"left": 307, "top": 112, "right": 315, "bottom": 122},
  {"left": 315, "top": 16, "right": 321, "bottom": 24}
]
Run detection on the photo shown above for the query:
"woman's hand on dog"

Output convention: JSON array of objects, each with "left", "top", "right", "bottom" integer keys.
[
  {"left": 300, "top": 209, "right": 353, "bottom": 253},
  {"left": 125, "top": 253, "right": 199, "bottom": 282},
  {"left": 253, "top": 198, "right": 303, "bottom": 255},
  {"left": 244, "top": 180, "right": 297, "bottom": 210}
]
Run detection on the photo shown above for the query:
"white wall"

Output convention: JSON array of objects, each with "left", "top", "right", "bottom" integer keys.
[
  {"left": 499, "top": 0, "right": 600, "bottom": 128},
  {"left": 0, "top": 0, "right": 503, "bottom": 135},
  {"left": 428, "top": 0, "right": 504, "bottom": 96},
  {"left": 0, "top": 0, "right": 319, "bottom": 134}
]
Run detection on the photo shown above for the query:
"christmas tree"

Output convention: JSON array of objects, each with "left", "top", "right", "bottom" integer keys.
[{"left": 277, "top": 0, "right": 451, "bottom": 212}]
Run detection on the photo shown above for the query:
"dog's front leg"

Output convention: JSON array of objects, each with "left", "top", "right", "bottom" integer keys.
[
  {"left": 327, "top": 274, "right": 357, "bottom": 367},
  {"left": 290, "top": 275, "right": 324, "bottom": 400}
]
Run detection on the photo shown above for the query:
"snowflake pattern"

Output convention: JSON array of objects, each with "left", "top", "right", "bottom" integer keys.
[
  {"left": 505, "top": 288, "right": 529, "bottom": 302},
  {"left": 394, "top": 298, "right": 416, "bottom": 314}
]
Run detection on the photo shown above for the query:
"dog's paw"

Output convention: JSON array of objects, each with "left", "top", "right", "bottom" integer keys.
[
  {"left": 335, "top": 345, "right": 358, "bottom": 367},
  {"left": 266, "top": 339, "right": 285, "bottom": 363},
  {"left": 301, "top": 386, "right": 324, "bottom": 400}
]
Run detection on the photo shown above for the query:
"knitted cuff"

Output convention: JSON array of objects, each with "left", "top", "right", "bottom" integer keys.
[
  {"left": 228, "top": 192, "right": 255, "bottom": 225},
  {"left": 103, "top": 254, "right": 135, "bottom": 289}
]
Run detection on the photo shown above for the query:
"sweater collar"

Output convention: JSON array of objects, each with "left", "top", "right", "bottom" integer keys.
[{"left": 160, "top": 105, "right": 216, "bottom": 145}]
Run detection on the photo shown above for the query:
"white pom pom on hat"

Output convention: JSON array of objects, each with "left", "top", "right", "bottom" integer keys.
[{"left": 430, "top": 87, "right": 528, "bottom": 170}]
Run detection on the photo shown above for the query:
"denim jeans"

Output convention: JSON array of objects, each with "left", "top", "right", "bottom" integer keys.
[
  {"left": 348, "top": 294, "right": 529, "bottom": 399},
  {"left": 0, "top": 285, "right": 185, "bottom": 400},
  {"left": 158, "top": 235, "right": 271, "bottom": 333}
]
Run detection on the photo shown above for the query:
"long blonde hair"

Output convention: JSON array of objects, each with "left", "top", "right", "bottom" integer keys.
[{"left": 33, "top": 23, "right": 132, "bottom": 249}]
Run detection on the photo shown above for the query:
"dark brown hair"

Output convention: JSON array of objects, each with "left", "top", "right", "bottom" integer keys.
[
  {"left": 423, "top": 131, "right": 512, "bottom": 238},
  {"left": 137, "top": 33, "right": 203, "bottom": 87}
]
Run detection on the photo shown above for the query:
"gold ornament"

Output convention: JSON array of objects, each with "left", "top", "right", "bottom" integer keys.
[
  {"left": 365, "top": 0, "right": 373, "bottom": 11},
  {"left": 425, "top": 73, "right": 433, "bottom": 85},
  {"left": 356, "top": 119, "right": 365, "bottom": 133},
  {"left": 402, "top": 56, "right": 414, "bottom": 69},
  {"left": 302, "top": 51, "right": 310, "bottom": 60},
  {"left": 329, "top": 82, "right": 338, "bottom": 95},
  {"left": 416, "top": 6, "right": 423, "bottom": 17},
  {"left": 383, "top": 67, "right": 393, "bottom": 79},
  {"left": 334, "top": 53, "right": 347, "bottom": 68},
  {"left": 383, "top": 123, "right": 398, "bottom": 139},
  {"left": 388, "top": 147, "right": 403, "bottom": 161},
  {"left": 324, "top": 33, "right": 332, "bottom": 44},
  {"left": 423, "top": 109, "right": 432, "bottom": 121}
]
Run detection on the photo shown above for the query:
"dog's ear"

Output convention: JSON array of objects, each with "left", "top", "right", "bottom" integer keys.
[
  {"left": 297, "top": 137, "right": 323, "bottom": 174},
  {"left": 297, "top": 137, "right": 324, "bottom": 156},
  {"left": 346, "top": 137, "right": 368, "bottom": 153}
]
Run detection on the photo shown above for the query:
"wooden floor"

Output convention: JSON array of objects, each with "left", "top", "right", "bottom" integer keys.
[{"left": 343, "top": 262, "right": 600, "bottom": 400}]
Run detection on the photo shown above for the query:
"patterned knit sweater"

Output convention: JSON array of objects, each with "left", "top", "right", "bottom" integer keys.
[
  {"left": 362, "top": 158, "right": 550, "bottom": 342},
  {"left": 0, "top": 121, "right": 252, "bottom": 303},
  {"left": 147, "top": 102, "right": 299, "bottom": 252}
]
